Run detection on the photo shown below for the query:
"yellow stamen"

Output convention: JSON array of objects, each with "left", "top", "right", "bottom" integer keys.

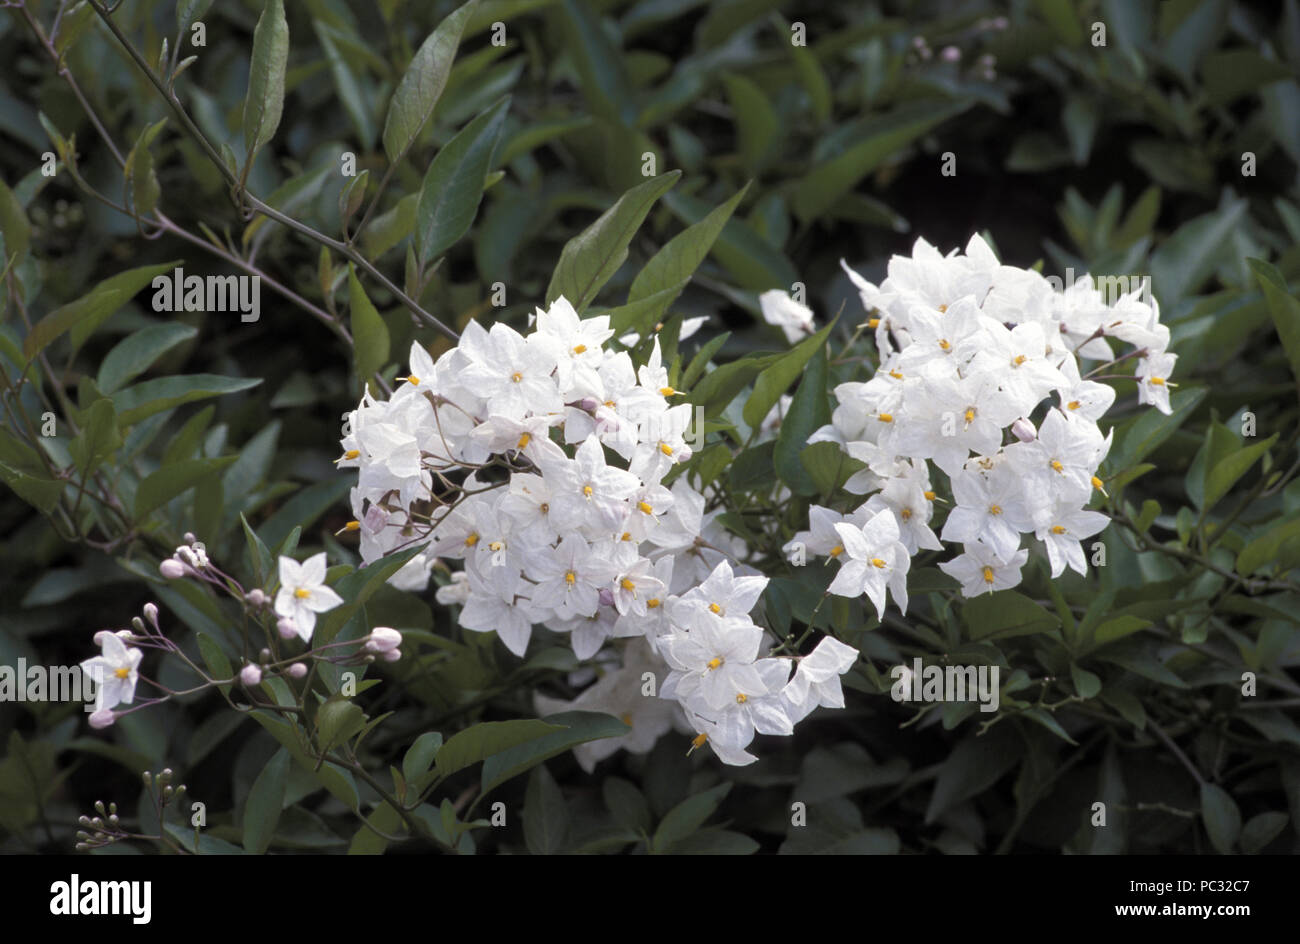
[
  {"left": 937, "top": 304, "right": 948, "bottom": 313},
  {"left": 829, "top": 544, "right": 844, "bottom": 557},
  {"left": 938, "top": 339, "right": 951, "bottom": 351},
  {"left": 982, "top": 566, "right": 995, "bottom": 584},
  {"left": 407, "top": 375, "right": 420, "bottom": 386},
  {"left": 343, "top": 449, "right": 360, "bottom": 460},
  {"left": 1051, "top": 525, "right": 1066, "bottom": 534},
  {"left": 620, "top": 578, "right": 636, "bottom": 591},
  {"left": 878, "top": 413, "right": 893, "bottom": 423},
  {"left": 1067, "top": 400, "right": 1081, "bottom": 411},
  {"left": 621, "top": 531, "right": 633, "bottom": 541},
  {"left": 1091, "top": 475, "right": 1104, "bottom": 490},
  {"left": 654, "top": 322, "right": 664, "bottom": 332},
  {"left": 564, "top": 571, "right": 576, "bottom": 584},
  {"left": 604, "top": 399, "right": 615, "bottom": 408},
  {"left": 1150, "top": 377, "right": 1165, "bottom": 386},
  {"left": 736, "top": 693, "right": 748, "bottom": 704},
  {"left": 706, "top": 657, "right": 723, "bottom": 670},
  {"left": 1013, "top": 354, "right": 1026, "bottom": 366},
  {"left": 620, "top": 712, "right": 633, "bottom": 726},
  {"left": 465, "top": 533, "right": 479, "bottom": 546},
  {"left": 691, "top": 732, "right": 708, "bottom": 750},
  {"left": 660, "top": 386, "right": 676, "bottom": 396},
  {"left": 582, "top": 485, "right": 593, "bottom": 497},
  {"left": 489, "top": 541, "right": 503, "bottom": 551},
  {"left": 573, "top": 344, "right": 587, "bottom": 354},
  {"left": 517, "top": 433, "right": 531, "bottom": 449},
  {"left": 344, "top": 520, "right": 360, "bottom": 531},
  {"left": 660, "top": 443, "right": 674, "bottom": 456},
  {"left": 647, "top": 598, "right": 661, "bottom": 609},
  {"left": 637, "top": 500, "right": 653, "bottom": 514},
  {"left": 964, "top": 408, "right": 975, "bottom": 423},
  {"left": 889, "top": 369, "right": 904, "bottom": 380},
  {"left": 294, "top": 588, "right": 312, "bottom": 599},
  {"left": 708, "top": 603, "right": 721, "bottom": 614},
  {"left": 871, "top": 558, "right": 887, "bottom": 568},
  {"left": 539, "top": 503, "right": 549, "bottom": 514},
  {"left": 114, "top": 667, "right": 130, "bottom": 680},
  {"left": 868, "top": 318, "right": 881, "bottom": 328},
  {"left": 989, "top": 504, "right": 1002, "bottom": 515},
  {"left": 924, "top": 490, "right": 936, "bottom": 501},
  {"left": 1051, "top": 460, "right": 1063, "bottom": 472},
  {"left": 900, "top": 507, "right": 912, "bottom": 520}
]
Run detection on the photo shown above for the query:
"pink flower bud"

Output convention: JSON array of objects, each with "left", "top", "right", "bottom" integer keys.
[
  {"left": 246, "top": 588, "right": 266, "bottom": 607},
  {"left": 579, "top": 397, "right": 599, "bottom": 412},
  {"left": 277, "top": 619, "right": 299, "bottom": 640},
  {"left": 598, "top": 588, "right": 615, "bottom": 607},
  {"left": 364, "top": 627, "right": 402, "bottom": 653},
  {"left": 940, "top": 46, "right": 961, "bottom": 62},
  {"left": 363, "top": 504, "right": 389, "bottom": 533},
  {"left": 1011, "top": 418, "right": 1037, "bottom": 442},
  {"left": 287, "top": 663, "right": 308, "bottom": 679},
  {"left": 159, "top": 559, "right": 186, "bottom": 579},
  {"left": 382, "top": 649, "right": 402, "bottom": 663},
  {"left": 89, "top": 709, "right": 116, "bottom": 730},
  {"left": 240, "top": 664, "right": 263, "bottom": 686},
  {"left": 143, "top": 602, "right": 159, "bottom": 627}
]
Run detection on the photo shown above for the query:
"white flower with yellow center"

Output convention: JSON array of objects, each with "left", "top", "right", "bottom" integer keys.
[
  {"left": 80, "top": 632, "right": 144, "bottom": 713},
  {"left": 273, "top": 553, "right": 343, "bottom": 642},
  {"left": 826, "top": 511, "right": 910, "bottom": 618},
  {"left": 938, "top": 543, "right": 1029, "bottom": 597},
  {"left": 1135, "top": 351, "right": 1177, "bottom": 415},
  {"left": 759, "top": 289, "right": 816, "bottom": 344}
]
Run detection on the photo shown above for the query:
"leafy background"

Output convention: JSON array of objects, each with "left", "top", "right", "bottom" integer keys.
[{"left": 2, "top": 0, "right": 1299, "bottom": 854}]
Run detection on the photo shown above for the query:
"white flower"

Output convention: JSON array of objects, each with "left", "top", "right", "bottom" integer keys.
[
  {"left": 661, "top": 609, "right": 767, "bottom": 714},
  {"left": 940, "top": 459, "right": 1035, "bottom": 563},
  {"left": 759, "top": 289, "right": 816, "bottom": 344},
  {"left": 826, "top": 512, "right": 910, "bottom": 618},
  {"left": 938, "top": 544, "right": 1029, "bottom": 597},
  {"left": 273, "top": 553, "right": 344, "bottom": 642},
  {"left": 458, "top": 322, "right": 563, "bottom": 420},
  {"left": 780, "top": 635, "right": 859, "bottom": 723},
  {"left": 1136, "top": 351, "right": 1177, "bottom": 415},
  {"left": 80, "top": 632, "right": 144, "bottom": 712},
  {"left": 1034, "top": 505, "right": 1110, "bottom": 578},
  {"left": 527, "top": 533, "right": 619, "bottom": 620}
]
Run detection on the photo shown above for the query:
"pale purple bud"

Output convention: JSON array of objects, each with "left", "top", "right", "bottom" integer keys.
[
  {"left": 364, "top": 627, "right": 403, "bottom": 653},
  {"left": 287, "top": 663, "right": 308, "bottom": 679},
  {"left": 277, "top": 618, "right": 299, "bottom": 640},
  {"left": 940, "top": 46, "right": 961, "bottom": 62},
  {"left": 240, "top": 664, "right": 263, "bottom": 686},
  {"left": 992, "top": 16, "right": 1009, "bottom": 29},
  {"left": 363, "top": 504, "right": 388, "bottom": 534},
  {"left": 246, "top": 588, "right": 266, "bottom": 607},
  {"left": 676, "top": 445, "right": 693, "bottom": 462},
  {"left": 143, "top": 603, "right": 159, "bottom": 627},
  {"left": 382, "top": 649, "right": 402, "bottom": 663},
  {"left": 183, "top": 532, "right": 196, "bottom": 545},
  {"left": 579, "top": 397, "right": 599, "bottom": 412},
  {"left": 598, "top": 588, "right": 615, "bottom": 607},
  {"left": 89, "top": 709, "right": 116, "bottom": 730},
  {"left": 159, "top": 559, "right": 186, "bottom": 579},
  {"left": 1011, "top": 418, "right": 1037, "bottom": 442}
]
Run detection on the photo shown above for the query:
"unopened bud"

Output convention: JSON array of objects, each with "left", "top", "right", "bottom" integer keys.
[
  {"left": 382, "top": 648, "right": 402, "bottom": 663},
  {"left": 277, "top": 619, "right": 300, "bottom": 640},
  {"left": 598, "top": 588, "right": 615, "bottom": 607},
  {"left": 287, "top": 662, "right": 308, "bottom": 679},
  {"left": 89, "top": 709, "right": 116, "bottom": 730},
  {"left": 364, "top": 627, "right": 402, "bottom": 653},
  {"left": 240, "top": 664, "right": 263, "bottom": 686},
  {"left": 246, "top": 588, "right": 266, "bottom": 607},
  {"left": 131, "top": 616, "right": 146, "bottom": 633},
  {"left": 940, "top": 46, "right": 960, "bottom": 62},
  {"left": 159, "top": 559, "right": 186, "bottom": 579},
  {"left": 579, "top": 397, "right": 599, "bottom": 412},
  {"left": 1011, "top": 418, "right": 1037, "bottom": 442}
]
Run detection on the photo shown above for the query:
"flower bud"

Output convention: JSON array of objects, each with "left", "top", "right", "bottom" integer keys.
[
  {"left": 598, "top": 588, "right": 615, "bottom": 607},
  {"left": 277, "top": 618, "right": 299, "bottom": 640},
  {"left": 382, "top": 648, "right": 402, "bottom": 663},
  {"left": 940, "top": 46, "right": 961, "bottom": 62},
  {"left": 183, "top": 532, "right": 196, "bottom": 545},
  {"left": 1011, "top": 418, "right": 1037, "bottom": 442},
  {"left": 143, "top": 603, "right": 159, "bottom": 627},
  {"left": 240, "top": 663, "right": 263, "bottom": 686},
  {"left": 246, "top": 588, "right": 266, "bottom": 607},
  {"left": 159, "top": 559, "right": 186, "bottom": 579},
  {"left": 579, "top": 397, "right": 599, "bottom": 412},
  {"left": 287, "top": 662, "right": 308, "bottom": 679},
  {"left": 131, "top": 616, "right": 146, "bottom": 633},
  {"left": 364, "top": 627, "right": 402, "bottom": 653},
  {"left": 89, "top": 709, "right": 116, "bottom": 730}
]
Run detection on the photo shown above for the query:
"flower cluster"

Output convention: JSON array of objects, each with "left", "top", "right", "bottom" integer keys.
[
  {"left": 341, "top": 297, "right": 860, "bottom": 765},
  {"left": 787, "top": 235, "right": 1175, "bottom": 611}
]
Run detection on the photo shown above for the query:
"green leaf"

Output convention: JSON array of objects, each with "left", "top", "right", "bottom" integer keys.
[
  {"left": 628, "top": 184, "right": 750, "bottom": 306},
  {"left": 662, "top": 190, "right": 797, "bottom": 291},
  {"left": 1200, "top": 782, "right": 1241, "bottom": 854},
  {"left": 743, "top": 318, "right": 834, "bottom": 429},
  {"left": 479, "top": 711, "right": 629, "bottom": 797},
  {"left": 1070, "top": 663, "right": 1102, "bottom": 698},
  {"left": 603, "top": 776, "right": 652, "bottom": 836},
  {"left": 560, "top": 0, "right": 635, "bottom": 125},
  {"left": 774, "top": 346, "right": 831, "bottom": 495},
  {"left": 963, "top": 591, "right": 1061, "bottom": 641},
  {"left": 1236, "top": 515, "right": 1300, "bottom": 576},
  {"left": 111, "top": 374, "right": 261, "bottom": 426},
  {"left": 382, "top": 0, "right": 480, "bottom": 163},
  {"left": 1149, "top": 199, "right": 1247, "bottom": 304},
  {"left": 67, "top": 398, "right": 122, "bottom": 476},
  {"left": 125, "top": 118, "right": 167, "bottom": 219},
  {"left": 195, "top": 631, "right": 233, "bottom": 686},
  {"left": 240, "top": 513, "right": 273, "bottom": 584},
  {"left": 315, "top": 697, "right": 366, "bottom": 752},
  {"left": 249, "top": 711, "right": 359, "bottom": 812},
  {"left": 0, "top": 177, "right": 30, "bottom": 264},
  {"left": 177, "top": 0, "right": 213, "bottom": 33},
  {"left": 1108, "top": 387, "right": 1207, "bottom": 472},
  {"left": 0, "top": 460, "right": 63, "bottom": 513},
  {"left": 402, "top": 732, "right": 444, "bottom": 785},
  {"left": 1202, "top": 49, "right": 1293, "bottom": 106},
  {"left": 793, "top": 101, "right": 971, "bottom": 221},
  {"left": 721, "top": 74, "right": 777, "bottom": 173},
  {"left": 546, "top": 171, "right": 681, "bottom": 313},
  {"left": 1241, "top": 811, "right": 1289, "bottom": 853},
  {"left": 242, "top": 0, "right": 288, "bottom": 161},
  {"left": 348, "top": 266, "right": 390, "bottom": 389},
  {"left": 1249, "top": 258, "right": 1300, "bottom": 391},
  {"left": 97, "top": 323, "right": 197, "bottom": 394},
  {"left": 311, "top": 545, "right": 424, "bottom": 647},
  {"left": 523, "top": 764, "right": 570, "bottom": 854},
  {"left": 134, "top": 455, "right": 238, "bottom": 519},
  {"left": 651, "top": 782, "right": 730, "bottom": 852},
  {"left": 925, "top": 725, "right": 1023, "bottom": 823},
  {"left": 432, "top": 719, "right": 563, "bottom": 781},
  {"left": 26, "top": 261, "right": 179, "bottom": 360},
  {"left": 1203, "top": 432, "right": 1277, "bottom": 512},
  {"left": 242, "top": 747, "right": 288, "bottom": 854},
  {"left": 259, "top": 478, "right": 351, "bottom": 551},
  {"left": 414, "top": 96, "right": 509, "bottom": 265}
]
